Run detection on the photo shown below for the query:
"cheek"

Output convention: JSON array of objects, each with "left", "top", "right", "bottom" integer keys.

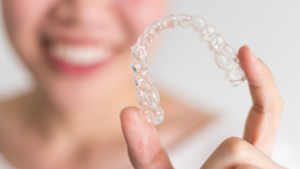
[
  {"left": 3, "top": 0, "right": 56, "bottom": 31},
  {"left": 2, "top": 0, "right": 57, "bottom": 58},
  {"left": 116, "top": 0, "right": 167, "bottom": 40}
]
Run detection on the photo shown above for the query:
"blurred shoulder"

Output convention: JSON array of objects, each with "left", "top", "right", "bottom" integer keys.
[
  {"left": 0, "top": 95, "right": 28, "bottom": 168},
  {"left": 0, "top": 93, "right": 30, "bottom": 131},
  {"left": 0, "top": 94, "right": 26, "bottom": 115},
  {"left": 0, "top": 97, "right": 15, "bottom": 119}
]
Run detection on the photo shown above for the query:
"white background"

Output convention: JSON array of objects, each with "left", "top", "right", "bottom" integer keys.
[{"left": 0, "top": 0, "right": 299, "bottom": 168}]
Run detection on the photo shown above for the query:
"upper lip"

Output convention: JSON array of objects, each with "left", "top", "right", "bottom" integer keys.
[{"left": 43, "top": 35, "right": 105, "bottom": 47}]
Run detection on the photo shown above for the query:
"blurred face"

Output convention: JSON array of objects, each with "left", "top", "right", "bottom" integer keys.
[{"left": 2, "top": 0, "right": 166, "bottom": 110}]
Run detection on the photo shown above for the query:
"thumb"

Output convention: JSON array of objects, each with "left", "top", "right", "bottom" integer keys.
[{"left": 120, "top": 106, "right": 173, "bottom": 169}]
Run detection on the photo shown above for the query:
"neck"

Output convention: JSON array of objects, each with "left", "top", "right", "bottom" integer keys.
[{"left": 24, "top": 79, "right": 138, "bottom": 142}]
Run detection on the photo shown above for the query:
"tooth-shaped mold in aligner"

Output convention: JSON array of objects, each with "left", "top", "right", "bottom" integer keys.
[{"left": 130, "top": 14, "right": 246, "bottom": 125}]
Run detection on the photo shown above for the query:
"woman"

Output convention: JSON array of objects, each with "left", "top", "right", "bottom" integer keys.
[{"left": 0, "top": 0, "right": 284, "bottom": 168}]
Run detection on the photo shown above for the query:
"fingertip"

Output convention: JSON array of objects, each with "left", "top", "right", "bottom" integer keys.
[
  {"left": 120, "top": 106, "right": 156, "bottom": 142},
  {"left": 237, "top": 45, "right": 257, "bottom": 66},
  {"left": 238, "top": 45, "right": 254, "bottom": 57},
  {"left": 238, "top": 45, "right": 265, "bottom": 86},
  {"left": 120, "top": 106, "right": 139, "bottom": 121},
  {"left": 120, "top": 106, "right": 142, "bottom": 132},
  {"left": 120, "top": 106, "right": 169, "bottom": 168}
]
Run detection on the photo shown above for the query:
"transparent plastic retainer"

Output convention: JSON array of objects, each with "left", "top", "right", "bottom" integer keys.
[{"left": 130, "top": 14, "right": 246, "bottom": 125}]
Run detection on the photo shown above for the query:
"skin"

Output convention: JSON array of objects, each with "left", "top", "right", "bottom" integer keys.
[
  {"left": 120, "top": 46, "right": 285, "bottom": 169},
  {"left": 0, "top": 0, "right": 213, "bottom": 169},
  {"left": 0, "top": 0, "right": 285, "bottom": 168}
]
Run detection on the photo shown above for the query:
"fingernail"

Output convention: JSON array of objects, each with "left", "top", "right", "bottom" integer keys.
[{"left": 119, "top": 105, "right": 130, "bottom": 115}]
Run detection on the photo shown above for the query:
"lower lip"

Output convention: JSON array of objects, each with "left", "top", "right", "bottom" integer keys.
[{"left": 46, "top": 52, "right": 113, "bottom": 76}]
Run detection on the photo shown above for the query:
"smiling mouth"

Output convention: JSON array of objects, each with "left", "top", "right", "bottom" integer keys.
[{"left": 42, "top": 36, "right": 115, "bottom": 75}]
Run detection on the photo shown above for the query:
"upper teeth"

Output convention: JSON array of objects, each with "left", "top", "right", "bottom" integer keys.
[{"left": 49, "top": 43, "right": 112, "bottom": 65}]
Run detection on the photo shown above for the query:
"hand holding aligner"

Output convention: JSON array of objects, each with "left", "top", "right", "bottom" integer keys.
[{"left": 130, "top": 14, "right": 246, "bottom": 125}]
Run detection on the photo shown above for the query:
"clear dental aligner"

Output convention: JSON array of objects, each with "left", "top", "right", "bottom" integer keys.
[{"left": 130, "top": 14, "right": 246, "bottom": 125}]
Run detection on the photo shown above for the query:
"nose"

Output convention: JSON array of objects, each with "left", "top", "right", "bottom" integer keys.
[{"left": 51, "top": 0, "right": 116, "bottom": 27}]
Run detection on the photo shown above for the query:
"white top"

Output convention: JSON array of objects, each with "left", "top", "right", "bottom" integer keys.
[{"left": 0, "top": 115, "right": 298, "bottom": 169}]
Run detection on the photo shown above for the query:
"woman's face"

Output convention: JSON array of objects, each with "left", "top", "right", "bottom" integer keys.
[{"left": 2, "top": 0, "right": 166, "bottom": 109}]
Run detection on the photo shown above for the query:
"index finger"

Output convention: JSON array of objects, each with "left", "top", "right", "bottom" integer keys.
[{"left": 238, "top": 45, "right": 283, "bottom": 156}]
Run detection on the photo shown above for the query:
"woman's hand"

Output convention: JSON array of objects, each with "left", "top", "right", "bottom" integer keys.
[{"left": 119, "top": 45, "right": 284, "bottom": 169}]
